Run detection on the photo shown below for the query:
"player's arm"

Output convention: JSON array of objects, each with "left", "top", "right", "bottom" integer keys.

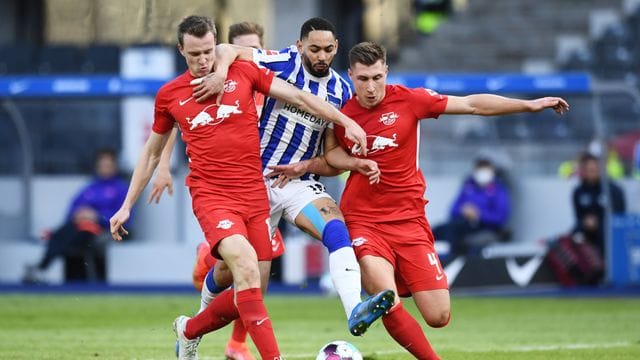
[
  {"left": 148, "top": 126, "right": 178, "bottom": 204},
  {"left": 193, "top": 44, "right": 255, "bottom": 102},
  {"left": 110, "top": 131, "right": 170, "bottom": 241},
  {"left": 266, "top": 130, "right": 343, "bottom": 188},
  {"left": 266, "top": 155, "right": 340, "bottom": 188},
  {"left": 443, "top": 94, "right": 569, "bottom": 116},
  {"left": 266, "top": 77, "right": 368, "bottom": 155},
  {"left": 323, "top": 128, "right": 380, "bottom": 184},
  {"left": 267, "top": 129, "right": 343, "bottom": 183}
]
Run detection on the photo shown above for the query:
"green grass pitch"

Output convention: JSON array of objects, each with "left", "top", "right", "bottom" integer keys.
[{"left": 1, "top": 292, "right": 639, "bottom": 359}]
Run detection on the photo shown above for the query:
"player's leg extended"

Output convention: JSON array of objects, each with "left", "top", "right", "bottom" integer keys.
[
  {"left": 295, "top": 198, "right": 394, "bottom": 335},
  {"left": 224, "top": 260, "right": 272, "bottom": 360},
  {"left": 182, "top": 235, "right": 258, "bottom": 341},
  {"left": 359, "top": 255, "right": 440, "bottom": 360},
  {"left": 218, "top": 234, "right": 280, "bottom": 359},
  {"left": 221, "top": 260, "right": 270, "bottom": 360},
  {"left": 177, "top": 234, "right": 255, "bottom": 360},
  {"left": 413, "top": 289, "right": 451, "bottom": 328},
  {"left": 295, "top": 198, "right": 362, "bottom": 317}
]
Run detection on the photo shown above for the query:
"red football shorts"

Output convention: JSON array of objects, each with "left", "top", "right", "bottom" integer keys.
[
  {"left": 347, "top": 216, "right": 448, "bottom": 297},
  {"left": 191, "top": 229, "right": 285, "bottom": 291},
  {"left": 190, "top": 186, "right": 272, "bottom": 261}
]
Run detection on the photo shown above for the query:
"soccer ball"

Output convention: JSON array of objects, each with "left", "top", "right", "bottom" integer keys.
[{"left": 316, "top": 340, "right": 363, "bottom": 360}]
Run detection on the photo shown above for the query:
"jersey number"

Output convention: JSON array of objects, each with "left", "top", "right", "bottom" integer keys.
[
  {"left": 307, "top": 183, "right": 325, "bottom": 195},
  {"left": 427, "top": 252, "right": 443, "bottom": 275}
]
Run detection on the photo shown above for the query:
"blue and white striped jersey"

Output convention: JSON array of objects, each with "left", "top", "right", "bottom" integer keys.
[{"left": 253, "top": 45, "right": 353, "bottom": 180}]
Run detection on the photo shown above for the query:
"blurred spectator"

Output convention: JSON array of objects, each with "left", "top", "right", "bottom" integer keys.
[
  {"left": 433, "top": 158, "right": 511, "bottom": 257},
  {"left": 572, "top": 153, "right": 626, "bottom": 257},
  {"left": 558, "top": 139, "right": 626, "bottom": 179},
  {"left": 546, "top": 153, "right": 626, "bottom": 286},
  {"left": 23, "top": 149, "right": 130, "bottom": 283},
  {"left": 414, "top": 0, "right": 452, "bottom": 35}
]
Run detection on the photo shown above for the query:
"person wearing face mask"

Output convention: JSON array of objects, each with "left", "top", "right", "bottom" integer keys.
[{"left": 433, "top": 158, "right": 511, "bottom": 257}]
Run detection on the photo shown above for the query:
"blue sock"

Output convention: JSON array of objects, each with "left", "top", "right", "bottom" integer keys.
[
  {"left": 204, "top": 266, "right": 227, "bottom": 294},
  {"left": 322, "top": 219, "right": 352, "bottom": 253}
]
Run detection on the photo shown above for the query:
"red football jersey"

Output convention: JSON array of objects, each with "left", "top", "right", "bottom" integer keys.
[
  {"left": 153, "top": 61, "right": 274, "bottom": 205},
  {"left": 335, "top": 85, "right": 448, "bottom": 223}
]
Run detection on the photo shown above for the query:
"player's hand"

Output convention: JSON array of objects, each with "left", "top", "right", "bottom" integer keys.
[
  {"left": 148, "top": 169, "right": 174, "bottom": 204},
  {"left": 191, "top": 72, "right": 225, "bottom": 105},
  {"left": 109, "top": 208, "right": 130, "bottom": 241},
  {"left": 529, "top": 97, "right": 570, "bottom": 114},
  {"left": 354, "top": 159, "right": 381, "bottom": 184},
  {"left": 266, "top": 163, "right": 307, "bottom": 188},
  {"left": 343, "top": 121, "right": 368, "bottom": 156}
]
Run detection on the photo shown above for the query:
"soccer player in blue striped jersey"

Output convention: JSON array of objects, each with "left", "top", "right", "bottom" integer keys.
[{"left": 157, "top": 17, "right": 394, "bottom": 336}]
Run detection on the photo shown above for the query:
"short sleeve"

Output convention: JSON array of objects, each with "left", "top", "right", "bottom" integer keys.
[
  {"left": 152, "top": 87, "right": 175, "bottom": 134},
  {"left": 241, "top": 61, "right": 275, "bottom": 96},
  {"left": 405, "top": 87, "right": 448, "bottom": 120},
  {"left": 253, "top": 46, "right": 297, "bottom": 76}
]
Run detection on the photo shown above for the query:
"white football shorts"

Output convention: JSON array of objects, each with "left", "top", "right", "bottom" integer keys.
[{"left": 265, "top": 177, "right": 334, "bottom": 236}]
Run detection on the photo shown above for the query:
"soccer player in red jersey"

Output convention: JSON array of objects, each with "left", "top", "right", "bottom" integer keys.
[
  {"left": 148, "top": 22, "right": 274, "bottom": 360},
  {"left": 323, "top": 42, "right": 569, "bottom": 359},
  {"left": 109, "top": 15, "right": 368, "bottom": 360}
]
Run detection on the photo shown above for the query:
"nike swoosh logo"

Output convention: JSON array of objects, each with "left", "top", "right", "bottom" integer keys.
[
  {"left": 179, "top": 97, "right": 193, "bottom": 106},
  {"left": 505, "top": 255, "right": 544, "bottom": 287},
  {"left": 345, "top": 268, "right": 359, "bottom": 272},
  {"left": 256, "top": 317, "right": 269, "bottom": 326},
  {"left": 436, "top": 273, "right": 445, "bottom": 281},
  {"left": 443, "top": 256, "right": 466, "bottom": 286}
]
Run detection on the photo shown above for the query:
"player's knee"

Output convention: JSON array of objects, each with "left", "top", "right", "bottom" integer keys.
[
  {"left": 321, "top": 219, "right": 351, "bottom": 253},
  {"left": 231, "top": 257, "right": 260, "bottom": 288},
  {"left": 426, "top": 310, "right": 451, "bottom": 328}
]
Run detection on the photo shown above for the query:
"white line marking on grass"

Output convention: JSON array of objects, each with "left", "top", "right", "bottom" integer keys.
[
  {"left": 148, "top": 349, "right": 412, "bottom": 360},
  {"left": 142, "top": 342, "right": 635, "bottom": 360},
  {"left": 509, "top": 341, "right": 633, "bottom": 352}
]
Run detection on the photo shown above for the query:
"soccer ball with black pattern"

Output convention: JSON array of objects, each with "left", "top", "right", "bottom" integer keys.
[{"left": 316, "top": 340, "right": 363, "bottom": 360}]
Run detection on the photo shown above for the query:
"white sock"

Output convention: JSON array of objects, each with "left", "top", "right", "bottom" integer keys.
[
  {"left": 198, "top": 272, "right": 216, "bottom": 314},
  {"left": 329, "top": 247, "right": 362, "bottom": 319}
]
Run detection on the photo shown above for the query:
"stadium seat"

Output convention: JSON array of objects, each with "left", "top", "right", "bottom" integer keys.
[
  {"left": 592, "top": 24, "right": 634, "bottom": 79},
  {"left": 36, "top": 45, "right": 84, "bottom": 74},
  {"left": 0, "top": 114, "right": 21, "bottom": 174},
  {"left": 496, "top": 115, "right": 532, "bottom": 141},
  {"left": 0, "top": 45, "right": 36, "bottom": 74},
  {"left": 82, "top": 44, "right": 121, "bottom": 74},
  {"left": 559, "top": 49, "right": 592, "bottom": 71}
]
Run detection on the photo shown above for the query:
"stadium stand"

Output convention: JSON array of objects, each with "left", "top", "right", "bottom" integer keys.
[
  {"left": 0, "top": 45, "right": 36, "bottom": 74},
  {"left": 36, "top": 45, "right": 84, "bottom": 74},
  {"left": 81, "top": 44, "right": 121, "bottom": 74}
]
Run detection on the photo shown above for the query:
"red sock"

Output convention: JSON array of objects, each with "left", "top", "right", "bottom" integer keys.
[
  {"left": 382, "top": 303, "right": 440, "bottom": 360},
  {"left": 236, "top": 288, "right": 280, "bottom": 359},
  {"left": 184, "top": 289, "right": 238, "bottom": 339},
  {"left": 231, "top": 318, "right": 248, "bottom": 343}
]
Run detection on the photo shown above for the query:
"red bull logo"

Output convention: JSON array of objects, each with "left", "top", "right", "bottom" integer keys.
[
  {"left": 351, "top": 133, "right": 399, "bottom": 155},
  {"left": 186, "top": 100, "right": 242, "bottom": 130}
]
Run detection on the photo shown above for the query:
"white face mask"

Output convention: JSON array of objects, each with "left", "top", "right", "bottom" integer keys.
[{"left": 473, "top": 168, "right": 495, "bottom": 186}]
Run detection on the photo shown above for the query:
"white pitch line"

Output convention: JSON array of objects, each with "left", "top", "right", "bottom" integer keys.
[
  {"left": 142, "top": 341, "right": 635, "bottom": 360},
  {"left": 508, "top": 341, "right": 633, "bottom": 352}
]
